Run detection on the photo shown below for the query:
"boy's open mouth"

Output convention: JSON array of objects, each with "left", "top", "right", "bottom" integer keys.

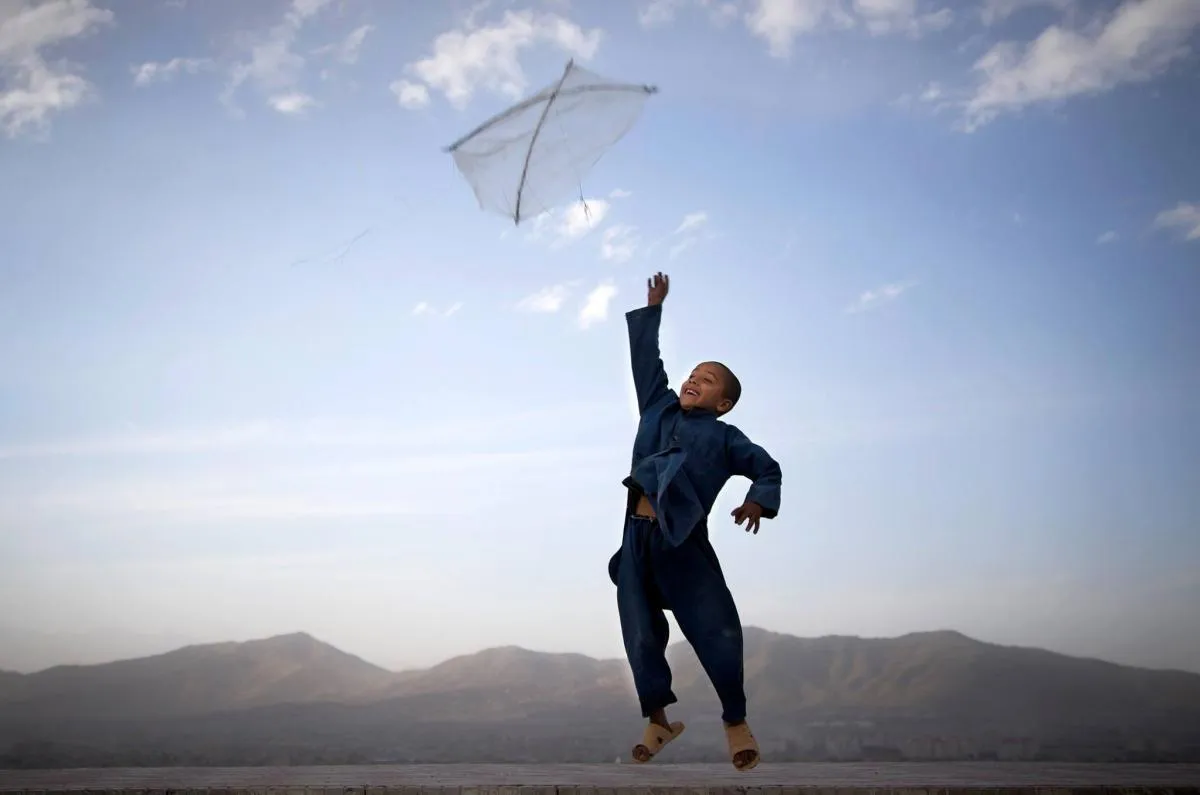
[{"left": 682, "top": 386, "right": 700, "bottom": 397}]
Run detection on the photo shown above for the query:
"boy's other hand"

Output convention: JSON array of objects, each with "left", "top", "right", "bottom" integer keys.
[
  {"left": 731, "top": 501, "right": 763, "bottom": 534},
  {"left": 647, "top": 272, "right": 669, "bottom": 306}
]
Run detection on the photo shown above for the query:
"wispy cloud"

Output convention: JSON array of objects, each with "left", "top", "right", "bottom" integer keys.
[
  {"left": 600, "top": 224, "right": 640, "bottom": 263},
  {"left": 517, "top": 284, "right": 572, "bottom": 313},
  {"left": 528, "top": 199, "right": 611, "bottom": 247},
  {"left": 131, "top": 57, "right": 212, "bottom": 87},
  {"left": 312, "top": 24, "right": 373, "bottom": 65},
  {"left": 2, "top": 446, "right": 612, "bottom": 524},
  {"left": 412, "top": 301, "right": 464, "bottom": 317},
  {"left": 664, "top": 210, "right": 712, "bottom": 260},
  {"left": 674, "top": 211, "right": 708, "bottom": 234},
  {"left": 1096, "top": 230, "right": 1118, "bottom": 245},
  {"left": 846, "top": 280, "right": 918, "bottom": 314},
  {"left": 1153, "top": 201, "right": 1200, "bottom": 242},
  {"left": 608, "top": 187, "right": 632, "bottom": 199},
  {"left": 220, "top": 0, "right": 334, "bottom": 115},
  {"left": 638, "top": 0, "right": 739, "bottom": 28},
  {"left": 743, "top": 0, "right": 950, "bottom": 58},
  {"left": 391, "top": 79, "right": 430, "bottom": 109},
  {"left": 979, "top": 0, "right": 1076, "bottom": 26},
  {"left": 961, "top": 0, "right": 1200, "bottom": 131},
  {"left": 578, "top": 282, "right": 618, "bottom": 329},
  {"left": 395, "top": 9, "right": 602, "bottom": 109},
  {"left": 269, "top": 91, "right": 316, "bottom": 114},
  {"left": 0, "top": 405, "right": 615, "bottom": 462},
  {"left": 0, "top": 0, "right": 114, "bottom": 138}
]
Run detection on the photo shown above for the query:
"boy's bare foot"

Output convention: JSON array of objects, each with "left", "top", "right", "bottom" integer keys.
[
  {"left": 632, "top": 709, "right": 685, "bottom": 763},
  {"left": 725, "top": 720, "right": 760, "bottom": 770}
]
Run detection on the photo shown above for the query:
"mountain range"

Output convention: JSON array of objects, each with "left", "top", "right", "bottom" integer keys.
[{"left": 2, "top": 627, "right": 1199, "bottom": 767}]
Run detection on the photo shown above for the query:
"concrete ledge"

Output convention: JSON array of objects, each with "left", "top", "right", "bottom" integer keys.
[{"left": 1, "top": 763, "right": 1200, "bottom": 793}]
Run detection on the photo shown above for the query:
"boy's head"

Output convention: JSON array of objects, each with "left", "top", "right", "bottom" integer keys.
[{"left": 679, "top": 361, "right": 741, "bottom": 415}]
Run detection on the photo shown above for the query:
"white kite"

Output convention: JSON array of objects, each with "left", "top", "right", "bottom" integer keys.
[{"left": 445, "top": 60, "right": 658, "bottom": 225}]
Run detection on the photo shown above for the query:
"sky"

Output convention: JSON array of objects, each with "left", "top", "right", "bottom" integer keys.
[{"left": 1, "top": 0, "right": 1198, "bottom": 676}]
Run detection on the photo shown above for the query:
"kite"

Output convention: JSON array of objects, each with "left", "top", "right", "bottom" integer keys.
[{"left": 445, "top": 59, "right": 658, "bottom": 225}]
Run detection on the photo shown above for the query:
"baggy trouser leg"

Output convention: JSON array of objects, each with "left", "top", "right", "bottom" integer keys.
[
  {"left": 654, "top": 529, "right": 747, "bottom": 724},
  {"left": 617, "top": 517, "right": 677, "bottom": 717}
]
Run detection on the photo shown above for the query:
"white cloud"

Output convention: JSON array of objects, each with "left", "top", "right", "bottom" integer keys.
[
  {"left": 221, "top": 0, "right": 333, "bottom": 114},
  {"left": 609, "top": 187, "right": 632, "bottom": 199},
  {"left": 661, "top": 210, "right": 712, "bottom": 260},
  {"left": 1096, "top": 230, "right": 1118, "bottom": 244},
  {"left": 269, "top": 91, "right": 315, "bottom": 114},
  {"left": 962, "top": 0, "right": 1200, "bottom": 131},
  {"left": 313, "top": 23, "right": 373, "bottom": 65},
  {"left": 846, "top": 280, "right": 917, "bottom": 313},
  {"left": 980, "top": 0, "right": 1075, "bottom": 26},
  {"left": 390, "top": 79, "right": 430, "bottom": 109},
  {"left": 669, "top": 239, "right": 696, "bottom": 260},
  {"left": 578, "top": 282, "right": 618, "bottom": 329},
  {"left": 852, "top": 0, "right": 953, "bottom": 36},
  {"left": 653, "top": 0, "right": 951, "bottom": 58},
  {"left": 0, "top": 0, "right": 113, "bottom": 138},
  {"left": 1153, "top": 202, "right": 1200, "bottom": 242},
  {"left": 601, "top": 224, "right": 640, "bottom": 263},
  {"left": 639, "top": 0, "right": 741, "bottom": 28},
  {"left": 528, "top": 198, "right": 610, "bottom": 246},
  {"left": 131, "top": 57, "right": 212, "bottom": 87},
  {"left": 517, "top": 284, "right": 571, "bottom": 313},
  {"left": 399, "top": 9, "right": 602, "bottom": 109},
  {"left": 639, "top": 0, "right": 688, "bottom": 27},
  {"left": 560, "top": 199, "right": 609, "bottom": 238},
  {"left": 745, "top": 0, "right": 851, "bottom": 58},
  {"left": 413, "top": 301, "right": 463, "bottom": 318},
  {"left": 674, "top": 210, "right": 708, "bottom": 234}
]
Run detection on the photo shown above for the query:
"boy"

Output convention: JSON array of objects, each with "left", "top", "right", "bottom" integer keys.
[{"left": 606, "top": 272, "right": 782, "bottom": 771}]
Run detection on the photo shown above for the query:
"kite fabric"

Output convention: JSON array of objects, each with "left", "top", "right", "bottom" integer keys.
[{"left": 445, "top": 60, "right": 658, "bottom": 225}]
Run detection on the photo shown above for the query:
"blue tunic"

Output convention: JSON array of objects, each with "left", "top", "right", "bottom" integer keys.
[{"left": 608, "top": 304, "right": 782, "bottom": 583}]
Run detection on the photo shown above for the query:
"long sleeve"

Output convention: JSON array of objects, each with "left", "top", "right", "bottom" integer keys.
[
  {"left": 625, "top": 304, "right": 672, "bottom": 414},
  {"left": 727, "top": 426, "right": 782, "bottom": 519}
]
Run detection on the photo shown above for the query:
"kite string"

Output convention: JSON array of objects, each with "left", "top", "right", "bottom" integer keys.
[{"left": 551, "top": 80, "right": 591, "bottom": 225}]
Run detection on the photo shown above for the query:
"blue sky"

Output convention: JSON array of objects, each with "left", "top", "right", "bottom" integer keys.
[{"left": 1, "top": 0, "right": 1198, "bottom": 675}]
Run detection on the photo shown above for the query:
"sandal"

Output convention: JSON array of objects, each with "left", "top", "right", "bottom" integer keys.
[
  {"left": 725, "top": 721, "right": 760, "bottom": 770},
  {"left": 631, "top": 720, "right": 685, "bottom": 763}
]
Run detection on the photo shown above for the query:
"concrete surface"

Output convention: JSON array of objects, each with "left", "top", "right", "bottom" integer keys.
[{"left": 2, "top": 763, "right": 1200, "bottom": 793}]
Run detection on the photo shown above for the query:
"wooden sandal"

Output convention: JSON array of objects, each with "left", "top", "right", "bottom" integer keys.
[
  {"left": 725, "top": 721, "right": 760, "bottom": 771},
  {"left": 631, "top": 720, "right": 685, "bottom": 763}
]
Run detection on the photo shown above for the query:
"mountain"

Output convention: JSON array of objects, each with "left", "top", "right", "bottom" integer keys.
[
  {"left": 0, "top": 632, "right": 395, "bottom": 719},
  {"left": 0, "top": 625, "right": 195, "bottom": 673},
  {"left": 681, "top": 628, "right": 1200, "bottom": 721},
  {"left": 2, "top": 627, "right": 1200, "bottom": 767}
]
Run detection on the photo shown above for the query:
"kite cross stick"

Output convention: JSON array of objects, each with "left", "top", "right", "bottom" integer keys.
[{"left": 443, "top": 60, "right": 658, "bottom": 226}]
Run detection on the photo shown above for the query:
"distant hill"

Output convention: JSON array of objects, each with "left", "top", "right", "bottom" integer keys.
[
  {"left": 2, "top": 626, "right": 1199, "bottom": 766},
  {"left": 0, "top": 632, "right": 395, "bottom": 719}
]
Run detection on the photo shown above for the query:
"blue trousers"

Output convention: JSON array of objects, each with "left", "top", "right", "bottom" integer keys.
[{"left": 613, "top": 515, "right": 747, "bottom": 724}]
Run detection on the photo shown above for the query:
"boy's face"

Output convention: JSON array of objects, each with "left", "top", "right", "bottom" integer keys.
[{"left": 679, "top": 362, "right": 733, "bottom": 414}]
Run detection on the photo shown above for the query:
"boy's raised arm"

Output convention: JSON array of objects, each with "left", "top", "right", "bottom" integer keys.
[
  {"left": 625, "top": 272, "right": 672, "bottom": 414},
  {"left": 727, "top": 426, "right": 782, "bottom": 520}
]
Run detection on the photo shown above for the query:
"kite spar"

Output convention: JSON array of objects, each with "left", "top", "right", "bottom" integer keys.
[{"left": 445, "top": 60, "right": 658, "bottom": 225}]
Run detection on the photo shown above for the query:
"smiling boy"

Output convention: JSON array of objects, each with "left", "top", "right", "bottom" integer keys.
[{"left": 607, "top": 273, "right": 782, "bottom": 770}]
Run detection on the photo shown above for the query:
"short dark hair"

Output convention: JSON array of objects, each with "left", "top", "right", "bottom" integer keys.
[{"left": 708, "top": 361, "right": 741, "bottom": 409}]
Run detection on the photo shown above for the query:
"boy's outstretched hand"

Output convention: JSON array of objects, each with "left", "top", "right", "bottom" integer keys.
[
  {"left": 731, "top": 501, "right": 764, "bottom": 534},
  {"left": 647, "top": 272, "right": 669, "bottom": 306}
]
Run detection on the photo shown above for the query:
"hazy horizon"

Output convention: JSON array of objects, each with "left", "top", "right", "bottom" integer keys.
[
  {"left": 2, "top": 0, "right": 1198, "bottom": 679},
  {"left": 4, "top": 620, "right": 1200, "bottom": 678}
]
